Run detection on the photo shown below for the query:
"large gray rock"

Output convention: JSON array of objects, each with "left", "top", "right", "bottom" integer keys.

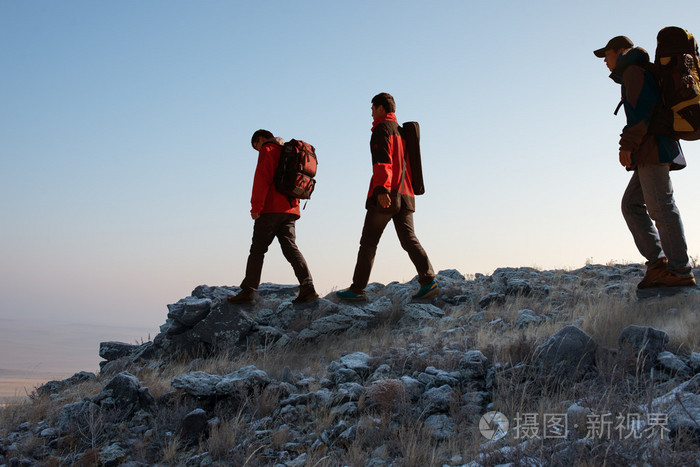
[
  {"left": 505, "top": 279, "right": 532, "bottom": 297},
  {"left": 416, "top": 367, "right": 460, "bottom": 390},
  {"left": 168, "top": 301, "right": 256, "bottom": 354},
  {"left": 171, "top": 366, "right": 271, "bottom": 398},
  {"left": 401, "top": 376, "right": 425, "bottom": 401},
  {"left": 93, "top": 371, "right": 154, "bottom": 416},
  {"left": 57, "top": 399, "right": 100, "bottom": 434},
  {"left": 100, "top": 443, "right": 128, "bottom": 467},
  {"left": 99, "top": 342, "right": 138, "bottom": 361},
  {"left": 534, "top": 325, "right": 597, "bottom": 380},
  {"left": 167, "top": 297, "right": 213, "bottom": 327},
  {"left": 180, "top": 408, "right": 208, "bottom": 444},
  {"left": 397, "top": 303, "right": 445, "bottom": 325},
  {"left": 215, "top": 366, "right": 271, "bottom": 395},
  {"left": 339, "top": 306, "right": 377, "bottom": 323},
  {"left": 172, "top": 371, "right": 223, "bottom": 397},
  {"left": 327, "top": 362, "right": 362, "bottom": 386},
  {"left": 255, "top": 302, "right": 297, "bottom": 329},
  {"left": 436, "top": 269, "right": 466, "bottom": 282},
  {"left": 339, "top": 352, "right": 372, "bottom": 376},
  {"left": 309, "top": 313, "right": 355, "bottom": 335},
  {"left": 333, "top": 382, "right": 366, "bottom": 405},
  {"left": 420, "top": 385, "right": 455, "bottom": 414},
  {"left": 690, "top": 352, "right": 700, "bottom": 373},
  {"left": 649, "top": 374, "right": 700, "bottom": 439},
  {"left": 618, "top": 325, "right": 669, "bottom": 370},
  {"left": 190, "top": 284, "right": 238, "bottom": 301},
  {"left": 37, "top": 371, "right": 95, "bottom": 396},
  {"left": 424, "top": 414, "right": 456, "bottom": 440},
  {"left": 515, "top": 309, "right": 543, "bottom": 329},
  {"left": 478, "top": 292, "right": 505, "bottom": 309},
  {"left": 361, "top": 296, "right": 394, "bottom": 320},
  {"left": 657, "top": 351, "right": 692, "bottom": 378}
]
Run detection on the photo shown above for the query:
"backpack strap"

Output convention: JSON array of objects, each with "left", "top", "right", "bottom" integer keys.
[
  {"left": 614, "top": 98, "right": 624, "bottom": 115},
  {"left": 397, "top": 146, "right": 408, "bottom": 197}
]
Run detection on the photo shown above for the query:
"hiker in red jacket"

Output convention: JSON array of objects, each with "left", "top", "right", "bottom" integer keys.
[
  {"left": 227, "top": 129, "right": 318, "bottom": 304},
  {"left": 337, "top": 93, "right": 439, "bottom": 301}
]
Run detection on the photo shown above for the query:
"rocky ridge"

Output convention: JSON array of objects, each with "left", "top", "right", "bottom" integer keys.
[{"left": 2, "top": 264, "right": 700, "bottom": 465}]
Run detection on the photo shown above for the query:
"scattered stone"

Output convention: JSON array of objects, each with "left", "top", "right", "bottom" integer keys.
[
  {"left": 100, "top": 443, "right": 128, "bottom": 467},
  {"left": 690, "top": 352, "right": 700, "bottom": 373},
  {"left": 515, "top": 309, "right": 543, "bottom": 328},
  {"left": 478, "top": 292, "right": 505, "bottom": 309},
  {"left": 534, "top": 326, "right": 597, "bottom": 380},
  {"left": 619, "top": 325, "right": 669, "bottom": 370},
  {"left": 649, "top": 374, "right": 700, "bottom": 440},
  {"left": 657, "top": 351, "right": 692, "bottom": 378},
  {"left": 420, "top": 385, "right": 455, "bottom": 414},
  {"left": 180, "top": 408, "right": 208, "bottom": 444},
  {"left": 424, "top": 413, "right": 455, "bottom": 440}
]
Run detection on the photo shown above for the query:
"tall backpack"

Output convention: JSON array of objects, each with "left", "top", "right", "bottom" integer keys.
[
  {"left": 274, "top": 139, "right": 317, "bottom": 201},
  {"left": 648, "top": 26, "right": 700, "bottom": 141},
  {"left": 402, "top": 121, "right": 425, "bottom": 195}
]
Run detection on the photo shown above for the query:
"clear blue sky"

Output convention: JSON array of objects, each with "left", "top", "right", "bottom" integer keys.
[{"left": 1, "top": 1, "right": 700, "bottom": 373}]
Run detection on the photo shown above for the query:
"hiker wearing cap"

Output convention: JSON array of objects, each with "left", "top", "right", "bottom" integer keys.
[
  {"left": 594, "top": 36, "right": 695, "bottom": 289},
  {"left": 227, "top": 129, "right": 319, "bottom": 305},
  {"left": 336, "top": 93, "right": 439, "bottom": 301}
]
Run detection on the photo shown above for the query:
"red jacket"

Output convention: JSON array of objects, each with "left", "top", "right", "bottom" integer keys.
[
  {"left": 250, "top": 142, "right": 300, "bottom": 217},
  {"left": 366, "top": 113, "right": 416, "bottom": 211}
]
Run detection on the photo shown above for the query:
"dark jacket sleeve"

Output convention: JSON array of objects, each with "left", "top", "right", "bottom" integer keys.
[
  {"left": 619, "top": 65, "right": 657, "bottom": 153},
  {"left": 370, "top": 124, "right": 393, "bottom": 196}
]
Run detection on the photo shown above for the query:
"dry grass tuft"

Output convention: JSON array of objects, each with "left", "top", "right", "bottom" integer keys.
[
  {"left": 366, "top": 379, "right": 408, "bottom": 416},
  {"left": 206, "top": 415, "right": 246, "bottom": 461}
]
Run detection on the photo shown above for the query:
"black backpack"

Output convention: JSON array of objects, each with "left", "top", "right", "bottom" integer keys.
[
  {"left": 402, "top": 121, "right": 425, "bottom": 195},
  {"left": 273, "top": 139, "right": 317, "bottom": 200},
  {"left": 648, "top": 26, "right": 700, "bottom": 141}
]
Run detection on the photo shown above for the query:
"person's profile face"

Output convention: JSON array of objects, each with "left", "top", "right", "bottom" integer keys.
[
  {"left": 371, "top": 104, "right": 386, "bottom": 120},
  {"left": 604, "top": 48, "right": 620, "bottom": 72}
]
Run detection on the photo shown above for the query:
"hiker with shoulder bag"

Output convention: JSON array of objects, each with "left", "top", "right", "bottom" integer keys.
[
  {"left": 227, "top": 129, "right": 319, "bottom": 305},
  {"left": 336, "top": 92, "right": 439, "bottom": 301},
  {"left": 594, "top": 32, "right": 695, "bottom": 291}
]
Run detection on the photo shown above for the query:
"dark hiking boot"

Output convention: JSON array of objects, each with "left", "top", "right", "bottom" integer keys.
[
  {"left": 637, "top": 258, "right": 668, "bottom": 289},
  {"left": 293, "top": 285, "right": 319, "bottom": 304},
  {"left": 335, "top": 288, "right": 367, "bottom": 301},
  {"left": 653, "top": 269, "right": 697, "bottom": 288},
  {"left": 227, "top": 289, "right": 254, "bottom": 305}
]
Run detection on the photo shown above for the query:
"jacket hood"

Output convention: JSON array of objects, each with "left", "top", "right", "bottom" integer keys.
[{"left": 610, "top": 47, "right": 650, "bottom": 82}]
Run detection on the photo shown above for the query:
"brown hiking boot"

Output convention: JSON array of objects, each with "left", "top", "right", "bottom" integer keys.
[
  {"left": 651, "top": 269, "right": 697, "bottom": 288},
  {"left": 293, "top": 285, "right": 319, "bottom": 304},
  {"left": 637, "top": 258, "right": 668, "bottom": 289},
  {"left": 227, "top": 289, "right": 254, "bottom": 304}
]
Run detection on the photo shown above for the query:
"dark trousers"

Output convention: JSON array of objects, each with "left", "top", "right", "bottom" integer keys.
[
  {"left": 351, "top": 208, "right": 435, "bottom": 292},
  {"left": 240, "top": 213, "right": 313, "bottom": 291},
  {"left": 621, "top": 164, "right": 690, "bottom": 274}
]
